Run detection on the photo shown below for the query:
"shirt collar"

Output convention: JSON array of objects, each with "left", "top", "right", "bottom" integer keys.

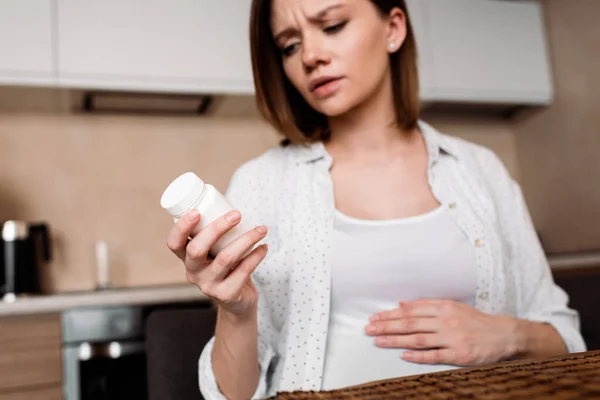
[
  {"left": 418, "top": 120, "right": 460, "bottom": 167},
  {"left": 296, "top": 120, "right": 459, "bottom": 166},
  {"left": 295, "top": 141, "right": 332, "bottom": 166}
]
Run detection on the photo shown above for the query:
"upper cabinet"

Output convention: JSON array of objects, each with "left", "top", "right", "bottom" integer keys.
[
  {"left": 56, "top": 0, "right": 254, "bottom": 94},
  {"left": 407, "top": 0, "right": 553, "bottom": 105},
  {"left": 0, "top": 0, "right": 553, "bottom": 104},
  {"left": 0, "top": 0, "right": 55, "bottom": 86}
]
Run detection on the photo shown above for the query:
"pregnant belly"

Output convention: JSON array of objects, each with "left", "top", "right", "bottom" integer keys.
[{"left": 320, "top": 323, "right": 459, "bottom": 391}]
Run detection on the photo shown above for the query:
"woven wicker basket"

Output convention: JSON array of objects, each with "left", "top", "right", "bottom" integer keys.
[{"left": 268, "top": 350, "right": 600, "bottom": 399}]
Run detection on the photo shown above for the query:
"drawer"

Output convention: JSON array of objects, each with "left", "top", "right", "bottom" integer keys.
[{"left": 0, "top": 314, "right": 62, "bottom": 391}]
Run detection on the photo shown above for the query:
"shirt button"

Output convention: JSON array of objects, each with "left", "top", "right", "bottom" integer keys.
[
  {"left": 449, "top": 203, "right": 457, "bottom": 209},
  {"left": 478, "top": 292, "right": 489, "bottom": 301},
  {"left": 475, "top": 239, "right": 484, "bottom": 247}
]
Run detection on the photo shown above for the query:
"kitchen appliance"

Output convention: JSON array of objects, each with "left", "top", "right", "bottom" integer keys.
[
  {"left": 62, "top": 302, "right": 212, "bottom": 400},
  {"left": 0, "top": 221, "right": 51, "bottom": 298},
  {"left": 62, "top": 306, "right": 148, "bottom": 400}
]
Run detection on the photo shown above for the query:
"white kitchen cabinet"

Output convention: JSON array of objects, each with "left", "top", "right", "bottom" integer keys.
[
  {"left": 56, "top": 0, "right": 254, "bottom": 94},
  {"left": 1, "top": 0, "right": 553, "bottom": 104},
  {"left": 0, "top": 0, "right": 55, "bottom": 86},
  {"left": 411, "top": 0, "right": 553, "bottom": 105}
]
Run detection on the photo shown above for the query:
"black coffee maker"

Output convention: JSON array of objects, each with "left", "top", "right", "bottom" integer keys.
[{"left": 0, "top": 221, "right": 52, "bottom": 298}]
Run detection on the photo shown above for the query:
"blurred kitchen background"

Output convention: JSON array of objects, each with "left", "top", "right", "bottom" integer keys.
[{"left": 0, "top": 0, "right": 598, "bottom": 399}]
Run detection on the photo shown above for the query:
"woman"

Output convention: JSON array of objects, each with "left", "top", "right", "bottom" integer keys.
[{"left": 167, "top": 0, "right": 585, "bottom": 399}]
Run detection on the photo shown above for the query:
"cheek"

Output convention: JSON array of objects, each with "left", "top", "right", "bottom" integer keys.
[{"left": 341, "top": 28, "right": 389, "bottom": 90}]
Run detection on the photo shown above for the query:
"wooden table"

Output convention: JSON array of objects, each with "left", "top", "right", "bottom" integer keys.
[{"left": 269, "top": 351, "right": 600, "bottom": 399}]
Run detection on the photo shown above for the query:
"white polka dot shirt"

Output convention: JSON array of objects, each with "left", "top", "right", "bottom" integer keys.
[{"left": 198, "top": 120, "right": 585, "bottom": 399}]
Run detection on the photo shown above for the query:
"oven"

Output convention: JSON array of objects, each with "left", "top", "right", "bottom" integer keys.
[{"left": 62, "top": 306, "right": 148, "bottom": 400}]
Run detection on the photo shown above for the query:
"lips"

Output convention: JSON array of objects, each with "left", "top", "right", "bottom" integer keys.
[{"left": 309, "top": 76, "right": 342, "bottom": 93}]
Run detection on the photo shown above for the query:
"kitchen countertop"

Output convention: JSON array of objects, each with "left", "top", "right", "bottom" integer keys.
[
  {"left": 0, "top": 284, "right": 209, "bottom": 317},
  {"left": 1, "top": 252, "right": 597, "bottom": 318},
  {"left": 547, "top": 251, "right": 600, "bottom": 270}
]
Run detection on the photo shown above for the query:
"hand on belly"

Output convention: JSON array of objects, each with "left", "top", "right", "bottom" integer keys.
[{"left": 364, "top": 299, "right": 520, "bottom": 367}]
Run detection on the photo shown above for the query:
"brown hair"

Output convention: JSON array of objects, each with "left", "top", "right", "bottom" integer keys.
[{"left": 250, "top": 0, "right": 420, "bottom": 144}]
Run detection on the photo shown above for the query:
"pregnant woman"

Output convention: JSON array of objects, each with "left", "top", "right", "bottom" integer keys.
[{"left": 166, "top": 0, "right": 585, "bottom": 399}]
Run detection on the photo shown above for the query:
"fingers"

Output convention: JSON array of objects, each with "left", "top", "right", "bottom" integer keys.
[
  {"left": 374, "top": 333, "right": 445, "bottom": 350},
  {"left": 365, "top": 317, "right": 439, "bottom": 336},
  {"left": 371, "top": 300, "right": 460, "bottom": 321},
  {"left": 212, "top": 244, "right": 269, "bottom": 302},
  {"left": 208, "top": 225, "right": 268, "bottom": 281},
  {"left": 185, "top": 210, "right": 242, "bottom": 272},
  {"left": 402, "top": 349, "right": 457, "bottom": 365},
  {"left": 166, "top": 209, "right": 201, "bottom": 261}
]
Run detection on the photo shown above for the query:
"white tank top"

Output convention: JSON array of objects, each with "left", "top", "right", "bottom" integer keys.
[{"left": 321, "top": 204, "right": 478, "bottom": 390}]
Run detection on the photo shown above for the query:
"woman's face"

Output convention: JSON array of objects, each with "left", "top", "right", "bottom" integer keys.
[{"left": 270, "top": 0, "right": 406, "bottom": 117}]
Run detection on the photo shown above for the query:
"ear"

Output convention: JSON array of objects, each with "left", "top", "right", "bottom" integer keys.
[{"left": 386, "top": 7, "right": 407, "bottom": 54}]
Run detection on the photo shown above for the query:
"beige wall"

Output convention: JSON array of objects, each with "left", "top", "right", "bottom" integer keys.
[
  {"left": 513, "top": 0, "right": 600, "bottom": 254},
  {"left": 0, "top": 88, "right": 519, "bottom": 293}
]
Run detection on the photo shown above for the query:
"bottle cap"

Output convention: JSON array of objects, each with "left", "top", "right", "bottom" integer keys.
[{"left": 160, "top": 172, "right": 205, "bottom": 217}]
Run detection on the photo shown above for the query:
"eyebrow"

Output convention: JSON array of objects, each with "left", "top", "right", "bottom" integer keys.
[{"left": 273, "top": 4, "right": 344, "bottom": 43}]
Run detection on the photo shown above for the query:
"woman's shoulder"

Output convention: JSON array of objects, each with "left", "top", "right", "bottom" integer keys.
[
  {"left": 233, "top": 145, "right": 293, "bottom": 178},
  {"left": 424, "top": 123, "right": 513, "bottom": 185},
  {"left": 225, "top": 143, "right": 312, "bottom": 211},
  {"left": 421, "top": 121, "right": 517, "bottom": 206},
  {"left": 230, "top": 142, "right": 321, "bottom": 183}
]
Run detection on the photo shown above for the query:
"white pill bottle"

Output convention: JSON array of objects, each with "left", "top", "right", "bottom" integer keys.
[{"left": 160, "top": 172, "right": 252, "bottom": 256}]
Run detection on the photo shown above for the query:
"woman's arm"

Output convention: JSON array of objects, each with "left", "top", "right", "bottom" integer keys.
[
  {"left": 199, "top": 280, "right": 278, "bottom": 400},
  {"left": 199, "top": 161, "right": 281, "bottom": 400},
  {"left": 365, "top": 299, "right": 569, "bottom": 366},
  {"left": 514, "top": 319, "right": 568, "bottom": 359},
  {"left": 212, "top": 305, "right": 261, "bottom": 400},
  {"left": 505, "top": 180, "right": 586, "bottom": 354},
  {"left": 480, "top": 149, "right": 585, "bottom": 354},
  {"left": 199, "top": 296, "right": 277, "bottom": 400}
]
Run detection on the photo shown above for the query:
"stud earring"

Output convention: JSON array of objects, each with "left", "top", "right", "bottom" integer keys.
[{"left": 387, "top": 41, "right": 396, "bottom": 51}]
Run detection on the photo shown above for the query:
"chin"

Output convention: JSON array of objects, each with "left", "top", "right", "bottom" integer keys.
[{"left": 310, "top": 95, "right": 361, "bottom": 118}]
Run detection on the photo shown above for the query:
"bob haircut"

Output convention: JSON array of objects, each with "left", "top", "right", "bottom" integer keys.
[{"left": 249, "top": 0, "right": 420, "bottom": 144}]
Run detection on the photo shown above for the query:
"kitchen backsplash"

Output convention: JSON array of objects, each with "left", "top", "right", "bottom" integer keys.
[{"left": 0, "top": 91, "right": 519, "bottom": 293}]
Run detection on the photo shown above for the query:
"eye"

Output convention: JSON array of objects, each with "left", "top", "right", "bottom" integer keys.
[
  {"left": 281, "top": 42, "right": 299, "bottom": 57},
  {"left": 324, "top": 21, "right": 347, "bottom": 34}
]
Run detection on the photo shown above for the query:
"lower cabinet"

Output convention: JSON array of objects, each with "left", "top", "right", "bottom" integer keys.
[{"left": 0, "top": 314, "right": 62, "bottom": 398}]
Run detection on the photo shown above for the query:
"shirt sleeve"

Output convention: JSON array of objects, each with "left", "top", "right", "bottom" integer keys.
[
  {"left": 475, "top": 144, "right": 587, "bottom": 354},
  {"left": 197, "top": 163, "right": 280, "bottom": 399},
  {"left": 198, "top": 302, "right": 276, "bottom": 399},
  {"left": 508, "top": 180, "right": 586, "bottom": 353}
]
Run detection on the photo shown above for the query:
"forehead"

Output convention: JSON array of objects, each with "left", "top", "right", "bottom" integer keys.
[{"left": 270, "top": 0, "right": 352, "bottom": 27}]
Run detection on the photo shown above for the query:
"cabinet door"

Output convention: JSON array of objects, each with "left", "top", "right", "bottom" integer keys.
[
  {"left": 57, "top": 0, "right": 254, "bottom": 94},
  {"left": 0, "top": 0, "right": 55, "bottom": 85},
  {"left": 0, "top": 314, "right": 62, "bottom": 392},
  {"left": 421, "top": 0, "right": 552, "bottom": 104}
]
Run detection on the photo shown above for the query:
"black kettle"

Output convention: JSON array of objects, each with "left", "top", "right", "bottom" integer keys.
[{"left": 0, "top": 221, "right": 52, "bottom": 298}]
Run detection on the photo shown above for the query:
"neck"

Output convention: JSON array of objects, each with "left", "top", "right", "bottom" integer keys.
[{"left": 326, "top": 73, "right": 417, "bottom": 157}]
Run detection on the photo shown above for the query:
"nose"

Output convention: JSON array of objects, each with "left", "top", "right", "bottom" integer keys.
[{"left": 301, "top": 34, "right": 330, "bottom": 71}]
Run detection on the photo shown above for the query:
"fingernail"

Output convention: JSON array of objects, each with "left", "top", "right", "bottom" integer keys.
[
  {"left": 365, "top": 325, "right": 376, "bottom": 334},
  {"left": 262, "top": 244, "right": 269, "bottom": 251},
  {"left": 403, "top": 351, "right": 414, "bottom": 359},
  {"left": 370, "top": 315, "right": 379, "bottom": 322},
  {"left": 225, "top": 211, "right": 241, "bottom": 223},
  {"left": 256, "top": 226, "right": 267, "bottom": 234},
  {"left": 186, "top": 209, "right": 200, "bottom": 221},
  {"left": 375, "top": 337, "right": 385, "bottom": 345}
]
